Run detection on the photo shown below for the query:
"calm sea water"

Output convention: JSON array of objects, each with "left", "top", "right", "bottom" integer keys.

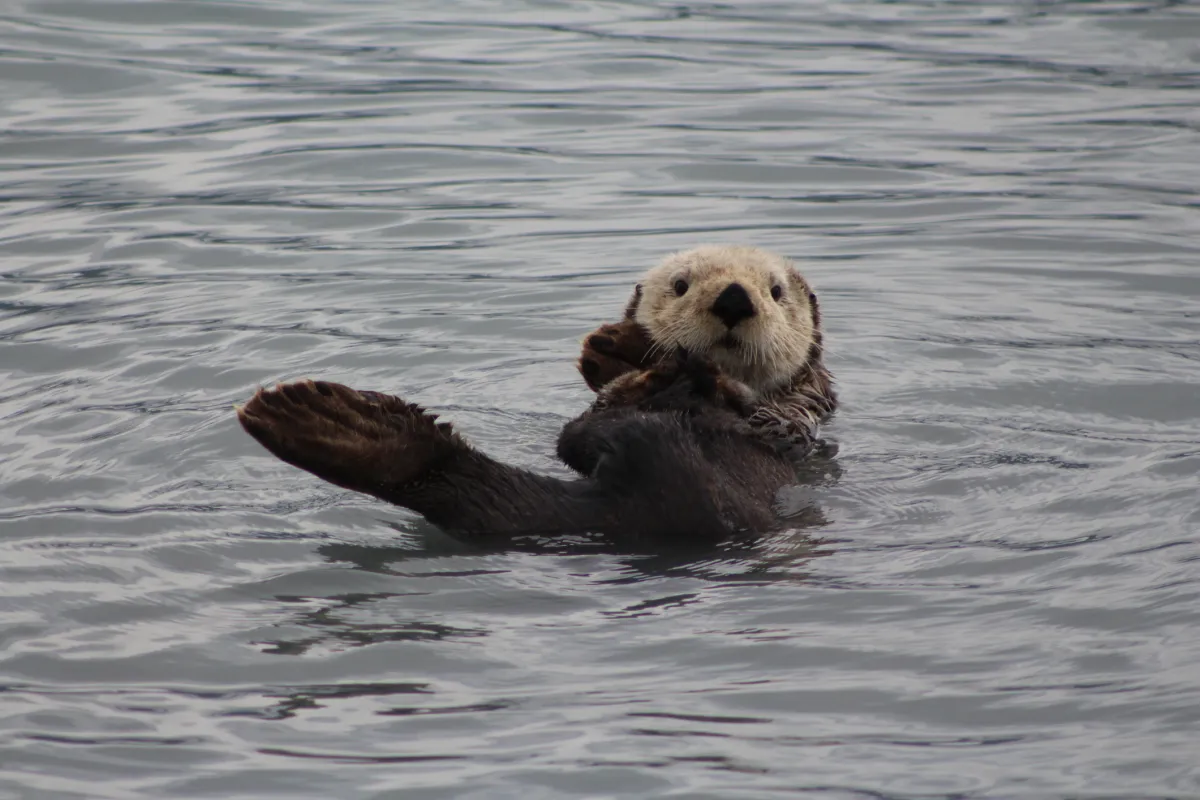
[{"left": 2, "top": 1, "right": 1199, "bottom": 797}]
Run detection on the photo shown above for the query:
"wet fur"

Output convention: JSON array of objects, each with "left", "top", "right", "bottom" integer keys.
[{"left": 237, "top": 355, "right": 796, "bottom": 541}]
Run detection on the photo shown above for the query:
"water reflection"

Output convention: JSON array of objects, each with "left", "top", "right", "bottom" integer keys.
[
  {"left": 222, "top": 681, "right": 433, "bottom": 721},
  {"left": 252, "top": 590, "right": 489, "bottom": 657}
]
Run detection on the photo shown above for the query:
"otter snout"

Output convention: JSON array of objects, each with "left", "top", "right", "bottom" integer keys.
[{"left": 710, "top": 283, "right": 756, "bottom": 328}]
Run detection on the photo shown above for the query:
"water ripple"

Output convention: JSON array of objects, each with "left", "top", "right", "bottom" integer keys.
[{"left": 2, "top": 0, "right": 1199, "bottom": 797}]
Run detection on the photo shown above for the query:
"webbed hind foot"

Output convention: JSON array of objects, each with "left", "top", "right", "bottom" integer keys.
[{"left": 236, "top": 380, "right": 465, "bottom": 501}]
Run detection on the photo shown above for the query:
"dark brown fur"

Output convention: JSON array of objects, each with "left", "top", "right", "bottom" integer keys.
[{"left": 237, "top": 355, "right": 798, "bottom": 541}]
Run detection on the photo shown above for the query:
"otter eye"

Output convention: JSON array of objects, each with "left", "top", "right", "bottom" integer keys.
[
  {"left": 673, "top": 279, "right": 688, "bottom": 297},
  {"left": 770, "top": 285, "right": 783, "bottom": 302}
]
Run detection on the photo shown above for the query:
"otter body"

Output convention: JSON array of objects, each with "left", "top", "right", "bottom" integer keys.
[
  {"left": 237, "top": 357, "right": 796, "bottom": 541},
  {"left": 577, "top": 245, "right": 837, "bottom": 456},
  {"left": 236, "top": 245, "right": 836, "bottom": 541}
]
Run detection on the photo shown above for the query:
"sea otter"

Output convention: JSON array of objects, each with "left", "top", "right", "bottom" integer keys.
[
  {"left": 575, "top": 245, "right": 837, "bottom": 458},
  {"left": 236, "top": 245, "right": 835, "bottom": 541}
]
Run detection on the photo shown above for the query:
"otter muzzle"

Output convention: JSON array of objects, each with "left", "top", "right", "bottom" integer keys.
[{"left": 710, "top": 282, "right": 756, "bottom": 328}]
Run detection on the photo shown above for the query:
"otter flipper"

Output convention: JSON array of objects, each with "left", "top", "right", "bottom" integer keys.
[
  {"left": 237, "top": 380, "right": 458, "bottom": 497},
  {"left": 237, "top": 381, "right": 599, "bottom": 536}
]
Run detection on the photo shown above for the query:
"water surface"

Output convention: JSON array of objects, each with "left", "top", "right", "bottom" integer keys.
[{"left": 2, "top": 1, "right": 1199, "bottom": 797}]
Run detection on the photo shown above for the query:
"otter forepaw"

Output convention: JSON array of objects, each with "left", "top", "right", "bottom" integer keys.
[
  {"left": 577, "top": 319, "right": 653, "bottom": 392},
  {"left": 237, "top": 380, "right": 464, "bottom": 498},
  {"left": 607, "top": 354, "right": 753, "bottom": 417},
  {"left": 590, "top": 356, "right": 718, "bottom": 415}
]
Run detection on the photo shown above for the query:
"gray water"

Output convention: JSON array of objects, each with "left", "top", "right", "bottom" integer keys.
[{"left": 2, "top": 0, "right": 1199, "bottom": 797}]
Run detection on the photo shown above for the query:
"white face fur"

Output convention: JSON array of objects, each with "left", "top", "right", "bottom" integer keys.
[{"left": 633, "top": 245, "right": 818, "bottom": 392}]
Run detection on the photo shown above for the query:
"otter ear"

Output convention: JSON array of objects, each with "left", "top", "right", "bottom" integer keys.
[{"left": 623, "top": 283, "right": 643, "bottom": 319}]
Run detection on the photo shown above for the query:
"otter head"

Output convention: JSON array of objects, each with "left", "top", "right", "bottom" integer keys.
[{"left": 633, "top": 245, "right": 823, "bottom": 392}]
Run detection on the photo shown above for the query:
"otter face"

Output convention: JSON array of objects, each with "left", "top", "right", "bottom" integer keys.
[{"left": 633, "top": 245, "right": 819, "bottom": 392}]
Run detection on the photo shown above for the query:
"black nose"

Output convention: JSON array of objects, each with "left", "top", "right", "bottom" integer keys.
[{"left": 710, "top": 282, "right": 756, "bottom": 328}]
